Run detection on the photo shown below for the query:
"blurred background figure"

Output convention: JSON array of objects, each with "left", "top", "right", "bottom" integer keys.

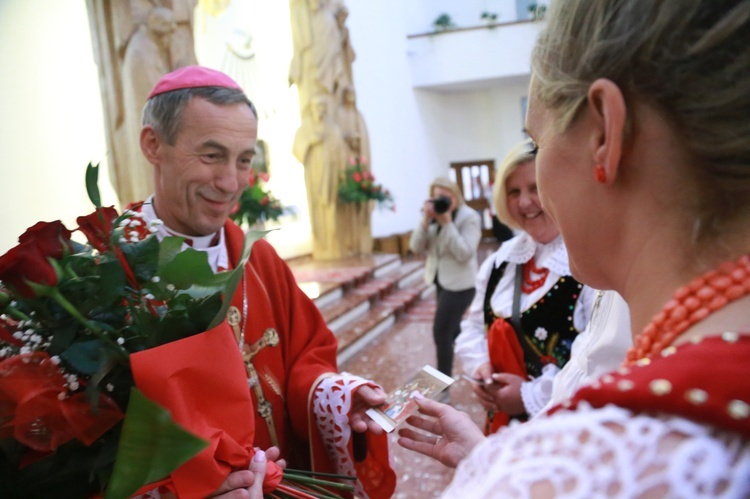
[
  {"left": 455, "top": 140, "right": 595, "bottom": 433},
  {"left": 410, "top": 177, "right": 482, "bottom": 381}
]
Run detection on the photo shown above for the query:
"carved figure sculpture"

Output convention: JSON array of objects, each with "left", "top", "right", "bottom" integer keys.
[
  {"left": 120, "top": 7, "right": 176, "bottom": 205},
  {"left": 292, "top": 96, "right": 348, "bottom": 259},
  {"left": 85, "top": 0, "right": 199, "bottom": 206}
]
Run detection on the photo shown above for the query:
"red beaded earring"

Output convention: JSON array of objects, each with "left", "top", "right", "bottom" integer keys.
[{"left": 594, "top": 164, "right": 606, "bottom": 183}]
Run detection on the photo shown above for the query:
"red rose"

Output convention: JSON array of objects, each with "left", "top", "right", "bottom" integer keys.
[
  {"left": 260, "top": 197, "right": 270, "bottom": 206},
  {"left": 18, "top": 221, "right": 72, "bottom": 260},
  {"left": 0, "top": 245, "right": 59, "bottom": 298},
  {"left": 77, "top": 206, "right": 118, "bottom": 252},
  {"left": 353, "top": 172, "right": 362, "bottom": 183}
]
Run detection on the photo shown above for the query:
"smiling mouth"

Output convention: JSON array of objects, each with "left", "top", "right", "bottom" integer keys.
[{"left": 523, "top": 212, "right": 543, "bottom": 219}]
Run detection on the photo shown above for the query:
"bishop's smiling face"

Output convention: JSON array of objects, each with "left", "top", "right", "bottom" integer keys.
[
  {"left": 151, "top": 98, "right": 257, "bottom": 236},
  {"left": 505, "top": 160, "right": 559, "bottom": 244}
]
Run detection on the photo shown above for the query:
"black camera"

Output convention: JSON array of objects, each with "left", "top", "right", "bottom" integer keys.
[{"left": 430, "top": 195, "right": 451, "bottom": 214}]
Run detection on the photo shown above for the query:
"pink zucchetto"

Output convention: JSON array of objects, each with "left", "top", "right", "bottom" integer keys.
[{"left": 147, "top": 66, "right": 243, "bottom": 99}]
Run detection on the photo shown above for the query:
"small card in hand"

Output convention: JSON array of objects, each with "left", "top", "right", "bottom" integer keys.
[{"left": 366, "top": 365, "right": 455, "bottom": 432}]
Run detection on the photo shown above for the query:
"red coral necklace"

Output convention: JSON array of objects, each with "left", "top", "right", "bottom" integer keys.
[
  {"left": 522, "top": 258, "right": 550, "bottom": 293},
  {"left": 623, "top": 254, "right": 750, "bottom": 367}
]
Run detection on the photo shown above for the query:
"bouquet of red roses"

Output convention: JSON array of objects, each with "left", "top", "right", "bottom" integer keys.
[{"left": 0, "top": 165, "right": 339, "bottom": 498}]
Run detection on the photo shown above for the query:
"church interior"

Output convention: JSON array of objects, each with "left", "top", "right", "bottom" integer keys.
[{"left": 0, "top": 1, "right": 546, "bottom": 496}]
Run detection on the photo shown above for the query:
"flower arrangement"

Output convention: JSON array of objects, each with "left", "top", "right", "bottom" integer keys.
[
  {"left": 231, "top": 168, "right": 290, "bottom": 228},
  {"left": 0, "top": 164, "right": 351, "bottom": 498},
  {"left": 338, "top": 156, "right": 395, "bottom": 211}
]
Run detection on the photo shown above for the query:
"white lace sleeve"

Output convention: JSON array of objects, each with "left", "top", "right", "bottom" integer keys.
[
  {"left": 313, "top": 372, "right": 376, "bottom": 499},
  {"left": 443, "top": 403, "right": 750, "bottom": 498},
  {"left": 520, "top": 364, "right": 558, "bottom": 417}
]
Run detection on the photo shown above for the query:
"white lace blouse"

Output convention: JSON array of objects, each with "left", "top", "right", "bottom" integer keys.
[
  {"left": 455, "top": 233, "right": 596, "bottom": 416},
  {"left": 443, "top": 402, "right": 750, "bottom": 498}
]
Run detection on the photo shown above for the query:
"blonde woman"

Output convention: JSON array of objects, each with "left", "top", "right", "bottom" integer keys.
[
  {"left": 399, "top": 1, "right": 750, "bottom": 496},
  {"left": 454, "top": 141, "right": 596, "bottom": 433},
  {"left": 410, "top": 177, "right": 482, "bottom": 379}
]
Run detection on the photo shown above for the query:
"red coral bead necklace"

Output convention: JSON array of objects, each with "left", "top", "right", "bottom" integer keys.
[
  {"left": 522, "top": 258, "right": 550, "bottom": 294},
  {"left": 623, "top": 254, "right": 750, "bottom": 367}
]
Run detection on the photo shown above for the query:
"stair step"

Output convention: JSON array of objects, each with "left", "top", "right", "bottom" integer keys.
[
  {"left": 335, "top": 280, "right": 431, "bottom": 364},
  {"left": 317, "top": 260, "right": 426, "bottom": 334},
  {"left": 286, "top": 252, "right": 435, "bottom": 364}
]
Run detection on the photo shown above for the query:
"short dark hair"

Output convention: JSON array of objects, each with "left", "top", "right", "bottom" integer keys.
[{"left": 142, "top": 86, "right": 258, "bottom": 145}]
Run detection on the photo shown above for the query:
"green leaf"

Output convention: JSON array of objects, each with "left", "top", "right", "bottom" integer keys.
[
  {"left": 156, "top": 236, "right": 185, "bottom": 272},
  {"left": 61, "top": 340, "right": 108, "bottom": 375},
  {"left": 97, "top": 261, "right": 127, "bottom": 305},
  {"left": 86, "top": 162, "right": 102, "bottom": 209},
  {"left": 119, "top": 236, "right": 160, "bottom": 283},
  {"left": 207, "top": 229, "right": 269, "bottom": 329},
  {"left": 158, "top": 246, "right": 228, "bottom": 289},
  {"left": 105, "top": 388, "right": 207, "bottom": 499}
]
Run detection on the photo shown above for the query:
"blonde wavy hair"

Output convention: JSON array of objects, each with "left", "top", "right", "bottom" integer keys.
[
  {"left": 531, "top": 0, "right": 750, "bottom": 245},
  {"left": 493, "top": 139, "right": 536, "bottom": 230},
  {"left": 428, "top": 177, "right": 465, "bottom": 208}
]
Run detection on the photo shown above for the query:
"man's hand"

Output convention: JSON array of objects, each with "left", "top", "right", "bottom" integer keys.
[{"left": 349, "top": 384, "right": 387, "bottom": 434}]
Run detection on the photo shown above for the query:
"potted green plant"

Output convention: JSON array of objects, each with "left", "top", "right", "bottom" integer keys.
[{"left": 432, "top": 13, "right": 456, "bottom": 32}]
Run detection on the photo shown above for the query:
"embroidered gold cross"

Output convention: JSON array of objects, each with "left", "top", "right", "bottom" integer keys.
[{"left": 227, "top": 307, "right": 280, "bottom": 447}]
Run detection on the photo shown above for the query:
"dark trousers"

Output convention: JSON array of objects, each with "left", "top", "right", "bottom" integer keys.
[{"left": 433, "top": 283, "right": 475, "bottom": 377}]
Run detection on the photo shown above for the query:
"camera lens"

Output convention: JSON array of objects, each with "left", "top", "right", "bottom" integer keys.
[{"left": 432, "top": 195, "right": 451, "bottom": 214}]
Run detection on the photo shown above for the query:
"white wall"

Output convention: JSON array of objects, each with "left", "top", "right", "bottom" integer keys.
[
  {"left": 0, "top": 0, "right": 117, "bottom": 253},
  {"left": 0, "top": 0, "right": 536, "bottom": 254},
  {"left": 403, "top": 0, "right": 520, "bottom": 34},
  {"left": 347, "top": 0, "right": 533, "bottom": 237}
]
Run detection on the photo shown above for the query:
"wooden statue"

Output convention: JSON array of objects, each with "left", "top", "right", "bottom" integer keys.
[
  {"left": 86, "top": 0, "right": 198, "bottom": 206},
  {"left": 290, "top": 0, "right": 374, "bottom": 258}
]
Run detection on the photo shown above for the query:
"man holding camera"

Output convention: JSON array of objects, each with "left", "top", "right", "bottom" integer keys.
[{"left": 409, "top": 177, "right": 482, "bottom": 384}]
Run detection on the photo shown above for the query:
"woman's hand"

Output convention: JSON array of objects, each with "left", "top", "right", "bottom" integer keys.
[
  {"left": 485, "top": 373, "right": 526, "bottom": 416},
  {"left": 208, "top": 447, "right": 285, "bottom": 499},
  {"left": 397, "top": 393, "right": 485, "bottom": 469},
  {"left": 421, "top": 200, "right": 436, "bottom": 230},
  {"left": 469, "top": 363, "right": 498, "bottom": 411}
]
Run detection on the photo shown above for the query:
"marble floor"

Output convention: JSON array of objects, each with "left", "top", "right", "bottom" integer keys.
[{"left": 340, "top": 290, "right": 486, "bottom": 498}]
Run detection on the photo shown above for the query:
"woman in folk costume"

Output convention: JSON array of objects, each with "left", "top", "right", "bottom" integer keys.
[
  {"left": 397, "top": 1, "right": 750, "bottom": 496},
  {"left": 455, "top": 141, "right": 596, "bottom": 433}
]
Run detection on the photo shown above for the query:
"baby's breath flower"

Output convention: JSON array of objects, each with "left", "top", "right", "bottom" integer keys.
[
  {"left": 117, "top": 337, "right": 125, "bottom": 345},
  {"left": 106, "top": 383, "right": 114, "bottom": 392},
  {"left": 166, "top": 284, "right": 176, "bottom": 292},
  {"left": 151, "top": 276, "right": 161, "bottom": 283},
  {"left": 50, "top": 355, "right": 61, "bottom": 365}
]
